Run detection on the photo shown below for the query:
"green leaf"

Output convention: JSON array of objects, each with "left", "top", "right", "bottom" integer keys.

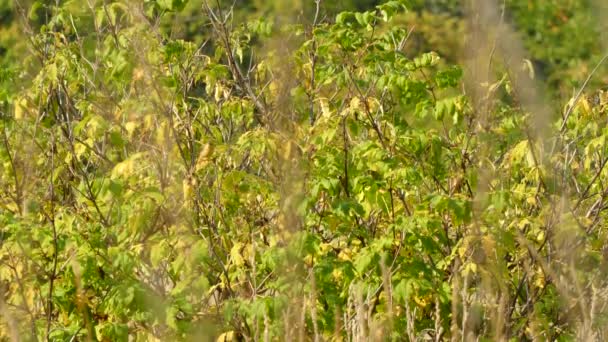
[
  {"left": 377, "top": 0, "right": 407, "bottom": 22},
  {"left": 157, "top": 0, "right": 189, "bottom": 11},
  {"left": 354, "top": 247, "right": 378, "bottom": 274}
]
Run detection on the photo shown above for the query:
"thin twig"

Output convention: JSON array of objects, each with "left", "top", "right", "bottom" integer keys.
[{"left": 560, "top": 52, "right": 608, "bottom": 132}]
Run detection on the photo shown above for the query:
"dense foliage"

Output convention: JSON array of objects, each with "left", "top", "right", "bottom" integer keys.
[{"left": 2, "top": 0, "right": 608, "bottom": 341}]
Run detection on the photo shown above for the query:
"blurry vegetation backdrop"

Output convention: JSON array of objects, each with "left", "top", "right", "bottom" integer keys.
[{"left": 3, "top": 0, "right": 608, "bottom": 341}]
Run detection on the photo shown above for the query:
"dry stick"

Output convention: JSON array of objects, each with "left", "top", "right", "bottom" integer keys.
[
  {"left": 0, "top": 288, "right": 19, "bottom": 341},
  {"left": 573, "top": 156, "right": 608, "bottom": 211},
  {"left": 460, "top": 273, "right": 469, "bottom": 342},
  {"left": 298, "top": 295, "right": 306, "bottom": 342},
  {"left": 308, "top": 0, "right": 322, "bottom": 125},
  {"left": 560, "top": 52, "right": 608, "bottom": 133},
  {"left": 486, "top": 0, "right": 506, "bottom": 78},
  {"left": 309, "top": 269, "right": 321, "bottom": 342},
  {"left": 6, "top": 254, "right": 39, "bottom": 341},
  {"left": 380, "top": 254, "right": 393, "bottom": 332},
  {"left": 463, "top": 1, "right": 555, "bottom": 340},
  {"left": 463, "top": 1, "right": 504, "bottom": 274},
  {"left": 342, "top": 115, "right": 350, "bottom": 197},
  {"left": 434, "top": 295, "right": 444, "bottom": 342},
  {"left": 45, "top": 131, "right": 59, "bottom": 341},
  {"left": 0, "top": 118, "right": 23, "bottom": 215}
]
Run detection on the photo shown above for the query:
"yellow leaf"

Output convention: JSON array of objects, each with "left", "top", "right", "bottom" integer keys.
[
  {"left": 319, "top": 97, "right": 331, "bottom": 118},
  {"left": 111, "top": 153, "right": 144, "bottom": 179},
  {"left": 14, "top": 97, "right": 29, "bottom": 120},
  {"left": 366, "top": 97, "right": 381, "bottom": 113},
  {"left": 332, "top": 268, "right": 343, "bottom": 281},
  {"left": 536, "top": 230, "right": 545, "bottom": 243},
  {"left": 195, "top": 143, "right": 215, "bottom": 171},
  {"left": 463, "top": 262, "right": 477, "bottom": 275},
  {"left": 182, "top": 177, "right": 196, "bottom": 201},
  {"left": 303, "top": 254, "right": 314, "bottom": 267},
  {"left": 217, "top": 331, "right": 236, "bottom": 342},
  {"left": 144, "top": 114, "right": 155, "bottom": 130},
  {"left": 125, "top": 121, "right": 138, "bottom": 137},
  {"left": 533, "top": 267, "right": 545, "bottom": 289},
  {"left": 577, "top": 96, "right": 592, "bottom": 116},
  {"left": 214, "top": 84, "right": 224, "bottom": 102},
  {"left": 319, "top": 243, "right": 331, "bottom": 254},
  {"left": 230, "top": 243, "right": 245, "bottom": 266},
  {"left": 413, "top": 294, "right": 430, "bottom": 308},
  {"left": 280, "top": 140, "right": 301, "bottom": 161},
  {"left": 269, "top": 81, "right": 279, "bottom": 98},
  {"left": 349, "top": 97, "right": 362, "bottom": 113},
  {"left": 338, "top": 248, "right": 352, "bottom": 261}
]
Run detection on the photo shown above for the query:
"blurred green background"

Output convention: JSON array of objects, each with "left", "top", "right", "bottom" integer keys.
[{"left": 1, "top": 0, "right": 606, "bottom": 106}]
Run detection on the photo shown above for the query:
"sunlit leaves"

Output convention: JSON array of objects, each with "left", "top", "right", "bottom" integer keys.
[{"left": 3, "top": 0, "right": 608, "bottom": 340}]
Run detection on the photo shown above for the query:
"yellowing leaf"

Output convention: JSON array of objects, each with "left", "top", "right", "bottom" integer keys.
[
  {"left": 144, "top": 114, "right": 155, "bottom": 130},
  {"left": 217, "top": 331, "right": 236, "bottom": 342},
  {"left": 533, "top": 267, "right": 545, "bottom": 289},
  {"left": 214, "top": 84, "right": 224, "bottom": 102},
  {"left": 413, "top": 295, "right": 430, "bottom": 308},
  {"left": 280, "top": 140, "right": 301, "bottom": 161},
  {"left": 338, "top": 248, "right": 352, "bottom": 261},
  {"left": 504, "top": 140, "right": 535, "bottom": 167},
  {"left": 536, "top": 230, "right": 545, "bottom": 243},
  {"left": 319, "top": 97, "right": 331, "bottom": 118},
  {"left": 195, "top": 143, "right": 215, "bottom": 171},
  {"left": 303, "top": 254, "right": 314, "bottom": 266},
  {"left": 183, "top": 177, "right": 196, "bottom": 201},
  {"left": 269, "top": 81, "right": 279, "bottom": 98},
  {"left": 332, "top": 268, "right": 343, "bottom": 281},
  {"left": 577, "top": 96, "right": 592, "bottom": 116},
  {"left": 230, "top": 243, "right": 245, "bottom": 266},
  {"left": 111, "top": 153, "right": 144, "bottom": 179},
  {"left": 125, "top": 121, "right": 138, "bottom": 137},
  {"left": 349, "top": 97, "right": 362, "bottom": 113},
  {"left": 14, "top": 97, "right": 29, "bottom": 120},
  {"left": 463, "top": 262, "right": 477, "bottom": 275},
  {"left": 366, "top": 97, "right": 381, "bottom": 113},
  {"left": 150, "top": 242, "right": 169, "bottom": 268}
]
